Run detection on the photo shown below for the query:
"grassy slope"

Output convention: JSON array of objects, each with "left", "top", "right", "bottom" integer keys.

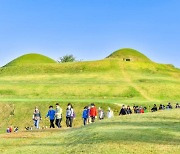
[
  {"left": 0, "top": 109, "right": 179, "bottom": 154},
  {"left": 0, "top": 59, "right": 179, "bottom": 101}
]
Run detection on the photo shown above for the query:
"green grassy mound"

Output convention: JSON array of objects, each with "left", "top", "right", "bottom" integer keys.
[
  {"left": 0, "top": 109, "right": 179, "bottom": 154},
  {"left": 5, "top": 53, "right": 56, "bottom": 66},
  {"left": 107, "top": 48, "right": 152, "bottom": 62}
]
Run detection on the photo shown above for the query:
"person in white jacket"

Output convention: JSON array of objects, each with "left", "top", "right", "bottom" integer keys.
[
  {"left": 66, "top": 103, "right": 74, "bottom": 127},
  {"left": 107, "top": 107, "right": 114, "bottom": 118}
]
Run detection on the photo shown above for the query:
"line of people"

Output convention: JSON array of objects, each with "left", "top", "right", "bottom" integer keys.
[
  {"left": 82, "top": 104, "right": 114, "bottom": 126},
  {"left": 119, "top": 102, "right": 179, "bottom": 116},
  {"left": 32, "top": 102, "right": 179, "bottom": 129},
  {"left": 33, "top": 103, "right": 76, "bottom": 129},
  {"left": 151, "top": 102, "right": 178, "bottom": 112},
  {"left": 33, "top": 103, "right": 63, "bottom": 129},
  {"left": 32, "top": 103, "right": 114, "bottom": 129}
]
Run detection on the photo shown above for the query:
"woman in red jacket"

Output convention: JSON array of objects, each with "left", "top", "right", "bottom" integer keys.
[{"left": 89, "top": 103, "right": 97, "bottom": 123}]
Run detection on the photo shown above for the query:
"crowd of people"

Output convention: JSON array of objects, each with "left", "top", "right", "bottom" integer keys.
[
  {"left": 6, "top": 102, "right": 180, "bottom": 132},
  {"left": 119, "top": 102, "right": 180, "bottom": 116},
  {"left": 31, "top": 103, "right": 114, "bottom": 129},
  {"left": 32, "top": 103, "right": 75, "bottom": 129},
  {"left": 82, "top": 104, "right": 114, "bottom": 125},
  {"left": 36, "top": 102, "right": 180, "bottom": 129},
  {"left": 151, "top": 102, "right": 179, "bottom": 112}
]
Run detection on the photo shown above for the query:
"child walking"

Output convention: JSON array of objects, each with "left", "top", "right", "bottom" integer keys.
[{"left": 46, "top": 105, "right": 55, "bottom": 128}]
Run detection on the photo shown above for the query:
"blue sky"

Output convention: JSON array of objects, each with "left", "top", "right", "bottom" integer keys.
[{"left": 0, "top": 0, "right": 180, "bottom": 67}]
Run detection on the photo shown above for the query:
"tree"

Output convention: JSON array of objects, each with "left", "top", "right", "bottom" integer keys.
[{"left": 58, "top": 54, "right": 76, "bottom": 63}]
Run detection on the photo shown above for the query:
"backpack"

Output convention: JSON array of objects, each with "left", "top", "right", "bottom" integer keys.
[{"left": 72, "top": 110, "right": 76, "bottom": 119}]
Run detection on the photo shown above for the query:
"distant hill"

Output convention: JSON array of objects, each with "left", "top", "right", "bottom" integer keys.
[
  {"left": 106, "top": 48, "right": 151, "bottom": 62},
  {"left": 5, "top": 53, "right": 56, "bottom": 66}
]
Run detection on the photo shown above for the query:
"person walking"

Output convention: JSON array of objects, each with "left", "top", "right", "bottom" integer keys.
[
  {"left": 46, "top": 105, "right": 55, "bottom": 128},
  {"left": 119, "top": 105, "right": 127, "bottom": 116},
  {"left": 33, "top": 106, "right": 42, "bottom": 129},
  {"left": 66, "top": 103, "right": 74, "bottom": 127},
  {"left": 89, "top": 103, "right": 97, "bottom": 123},
  {"left": 151, "top": 104, "right": 158, "bottom": 112},
  {"left": 66, "top": 103, "right": 75, "bottom": 127},
  {"left": 98, "top": 107, "right": 104, "bottom": 120},
  {"left": 126, "top": 106, "right": 132, "bottom": 114},
  {"left": 107, "top": 107, "right": 114, "bottom": 118},
  {"left": 82, "top": 106, "right": 88, "bottom": 125},
  {"left": 55, "top": 103, "right": 62, "bottom": 128},
  {"left": 166, "top": 102, "right": 173, "bottom": 109}
]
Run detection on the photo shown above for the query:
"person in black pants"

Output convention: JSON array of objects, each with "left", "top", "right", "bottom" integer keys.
[
  {"left": 119, "top": 105, "right": 127, "bottom": 115},
  {"left": 151, "top": 104, "right": 158, "bottom": 112},
  {"left": 46, "top": 106, "right": 56, "bottom": 128},
  {"left": 126, "top": 106, "right": 132, "bottom": 114},
  {"left": 56, "top": 118, "right": 62, "bottom": 128},
  {"left": 55, "top": 103, "right": 63, "bottom": 128},
  {"left": 66, "top": 117, "right": 72, "bottom": 127},
  {"left": 66, "top": 103, "right": 74, "bottom": 127},
  {"left": 50, "top": 120, "right": 55, "bottom": 128}
]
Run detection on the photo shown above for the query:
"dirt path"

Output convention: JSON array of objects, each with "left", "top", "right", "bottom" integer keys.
[{"left": 120, "top": 62, "right": 153, "bottom": 101}]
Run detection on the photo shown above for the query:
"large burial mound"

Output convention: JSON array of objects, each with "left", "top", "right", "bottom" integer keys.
[
  {"left": 106, "top": 48, "right": 152, "bottom": 62},
  {"left": 5, "top": 53, "right": 56, "bottom": 66}
]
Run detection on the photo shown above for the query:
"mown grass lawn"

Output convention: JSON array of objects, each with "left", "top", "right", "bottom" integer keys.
[{"left": 0, "top": 109, "right": 179, "bottom": 154}]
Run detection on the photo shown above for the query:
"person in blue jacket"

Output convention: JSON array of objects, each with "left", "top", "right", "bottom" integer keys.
[
  {"left": 82, "top": 106, "right": 88, "bottom": 126},
  {"left": 46, "top": 106, "right": 56, "bottom": 128}
]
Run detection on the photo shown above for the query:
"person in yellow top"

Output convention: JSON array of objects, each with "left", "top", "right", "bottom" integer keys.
[{"left": 55, "top": 103, "right": 62, "bottom": 128}]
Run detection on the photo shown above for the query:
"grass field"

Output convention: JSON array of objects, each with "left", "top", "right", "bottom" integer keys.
[
  {"left": 0, "top": 109, "right": 179, "bottom": 154},
  {"left": 0, "top": 60, "right": 179, "bottom": 101},
  {"left": 0, "top": 48, "right": 179, "bottom": 153}
]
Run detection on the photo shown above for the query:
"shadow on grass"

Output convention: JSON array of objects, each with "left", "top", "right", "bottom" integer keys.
[
  {"left": 67, "top": 120, "right": 180, "bottom": 146},
  {"left": 97, "top": 120, "right": 180, "bottom": 132}
]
